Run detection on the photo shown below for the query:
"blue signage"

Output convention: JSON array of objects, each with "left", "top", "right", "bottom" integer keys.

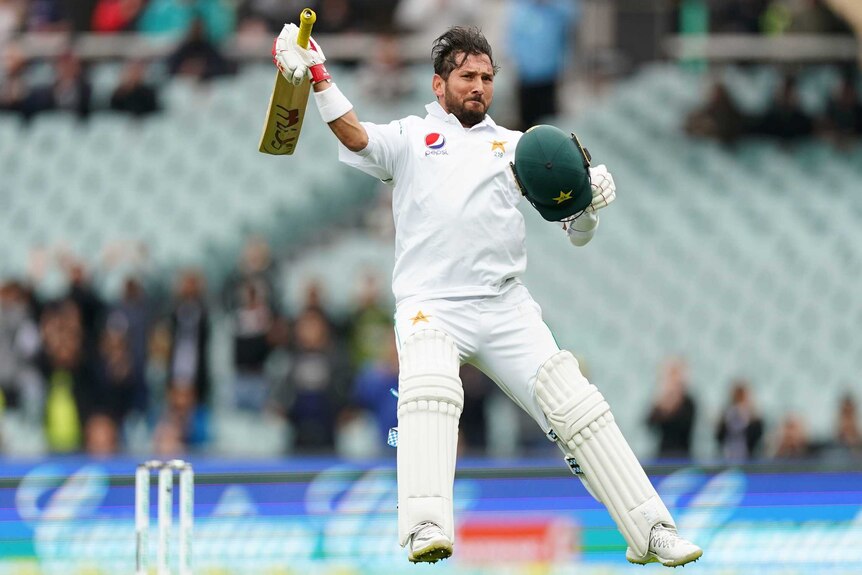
[{"left": 0, "top": 458, "right": 859, "bottom": 575}]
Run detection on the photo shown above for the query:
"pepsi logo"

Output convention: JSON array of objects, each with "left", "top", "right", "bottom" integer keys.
[{"left": 425, "top": 133, "right": 446, "bottom": 149}]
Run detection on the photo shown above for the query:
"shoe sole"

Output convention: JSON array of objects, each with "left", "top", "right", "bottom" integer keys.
[
  {"left": 627, "top": 548, "right": 703, "bottom": 567},
  {"left": 408, "top": 541, "right": 453, "bottom": 564}
]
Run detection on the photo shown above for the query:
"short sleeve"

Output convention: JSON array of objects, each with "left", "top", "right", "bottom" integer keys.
[{"left": 338, "top": 120, "right": 406, "bottom": 183}]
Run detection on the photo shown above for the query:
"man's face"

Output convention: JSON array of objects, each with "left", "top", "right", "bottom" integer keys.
[{"left": 434, "top": 52, "right": 495, "bottom": 127}]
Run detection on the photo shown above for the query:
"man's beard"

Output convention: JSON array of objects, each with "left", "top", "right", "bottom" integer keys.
[{"left": 445, "top": 90, "right": 487, "bottom": 127}]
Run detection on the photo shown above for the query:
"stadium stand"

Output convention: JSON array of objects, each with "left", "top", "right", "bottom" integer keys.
[{"left": 1, "top": 60, "right": 860, "bottom": 460}]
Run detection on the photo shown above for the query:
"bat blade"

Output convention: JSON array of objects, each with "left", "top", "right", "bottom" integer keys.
[
  {"left": 258, "top": 72, "right": 311, "bottom": 155},
  {"left": 258, "top": 8, "right": 316, "bottom": 156}
]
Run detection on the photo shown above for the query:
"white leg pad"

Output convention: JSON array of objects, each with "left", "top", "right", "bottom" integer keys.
[
  {"left": 397, "top": 329, "right": 464, "bottom": 547},
  {"left": 535, "top": 351, "right": 674, "bottom": 559}
]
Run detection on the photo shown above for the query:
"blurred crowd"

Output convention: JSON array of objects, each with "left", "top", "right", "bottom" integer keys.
[
  {"left": 686, "top": 69, "right": 862, "bottom": 148},
  {"left": 1, "top": 238, "right": 859, "bottom": 463},
  {"left": 677, "top": 0, "right": 853, "bottom": 36},
  {"left": 0, "top": 0, "right": 403, "bottom": 40},
  {"left": 646, "top": 357, "right": 861, "bottom": 463},
  {"left": 0, "top": 0, "right": 581, "bottom": 132},
  {"left": 1, "top": 1, "right": 859, "bottom": 464},
  {"left": 0, "top": 237, "right": 502, "bottom": 458}
]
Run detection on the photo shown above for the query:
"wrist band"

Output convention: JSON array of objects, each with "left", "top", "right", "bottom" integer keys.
[
  {"left": 313, "top": 83, "right": 353, "bottom": 123},
  {"left": 310, "top": 63, "right": 331, "bottom": 84}
]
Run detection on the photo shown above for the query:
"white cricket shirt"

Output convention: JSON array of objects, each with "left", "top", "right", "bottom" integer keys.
[{"left": 339, "top": 101, "right": 525, "bottom": 305}]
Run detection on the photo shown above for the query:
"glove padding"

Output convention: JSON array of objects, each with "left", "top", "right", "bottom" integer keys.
[
  {"left": 273, "top": 22, "right": 327, "bottom": 86},
  {"left": 586, "top": 164, "right": 616, "bottom": 213}
]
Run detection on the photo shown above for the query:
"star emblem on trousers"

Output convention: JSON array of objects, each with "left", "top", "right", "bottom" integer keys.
[{"left": 410, "top": 310, "right": 431, "bottom": 325}]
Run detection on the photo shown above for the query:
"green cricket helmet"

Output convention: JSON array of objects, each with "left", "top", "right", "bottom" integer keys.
[{"left": 510, "top": 125, "right": 593, "bottom": 222}]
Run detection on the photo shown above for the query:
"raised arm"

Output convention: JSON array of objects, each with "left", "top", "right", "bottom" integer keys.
[
  {"left": 313, "top": 82, "right": 368, "bottom": 152},
  {"left": 273, "top": 23, "right": 368, "bottom": 152}
]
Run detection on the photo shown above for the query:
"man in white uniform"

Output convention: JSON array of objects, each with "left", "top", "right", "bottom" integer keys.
[{"left": 274, "top": 25, "right": 702, "bottom": 567}]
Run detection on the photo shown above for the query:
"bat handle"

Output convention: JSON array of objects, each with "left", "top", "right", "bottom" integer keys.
[{"left": 297, "top": 8, "right": 316, "bottom": 49}]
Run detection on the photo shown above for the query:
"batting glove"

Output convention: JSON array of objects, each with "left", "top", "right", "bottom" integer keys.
[
  {"left": 586, "top": 164, "right": 616, "bottom": 213},
  {"left": 273, "top": 23, "right": 329, "bottom": 86}
]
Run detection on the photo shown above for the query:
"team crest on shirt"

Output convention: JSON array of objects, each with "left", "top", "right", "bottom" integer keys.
[
  {"left": 490, "top": 140, "right": 507, "bottom": 158},
  {"left": 424, "top": 133, "right": 448, "bottom": 156}
]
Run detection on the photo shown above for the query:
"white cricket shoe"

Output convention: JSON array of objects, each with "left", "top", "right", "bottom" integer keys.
[
  {"left": 407, "top": 522, "right": 453, "bottom": 564},
  {"left": 626, "top": 524, "right": 702, "bottom": 567}
]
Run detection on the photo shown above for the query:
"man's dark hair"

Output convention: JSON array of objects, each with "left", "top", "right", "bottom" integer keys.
[{"left": 432, "top": 26, "right": 499, "bottom": 80}]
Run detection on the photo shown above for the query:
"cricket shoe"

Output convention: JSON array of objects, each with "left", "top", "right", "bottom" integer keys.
[
  {"left": 407, "top": 522, "right": 453, "bottom": 564},
  {"left": 626, "top": 524, "right": 702, "bottom": 567}
]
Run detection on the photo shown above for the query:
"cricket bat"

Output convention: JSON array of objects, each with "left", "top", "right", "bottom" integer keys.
[{"left": 258, "top": 8, "right": 316, "bottom": 155}]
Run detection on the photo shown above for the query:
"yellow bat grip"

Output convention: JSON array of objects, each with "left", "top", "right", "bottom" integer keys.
[{"left": 297, "top": 8, "right": 316, "bottom": 50}]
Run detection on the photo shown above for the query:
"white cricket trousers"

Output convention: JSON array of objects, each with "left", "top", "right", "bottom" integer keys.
[{"left": 394, "top": 281, "right": 558, "bottom": 432}]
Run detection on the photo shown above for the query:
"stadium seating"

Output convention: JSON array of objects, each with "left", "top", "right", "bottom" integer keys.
[{"left": 2, "top": 62, "right": 859, "bottom": 459}]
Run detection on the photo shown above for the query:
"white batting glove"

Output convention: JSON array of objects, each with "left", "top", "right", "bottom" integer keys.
[
  {"left": 585, "top": 164, "right": 616, "bottom": 213},
  {"left": 272, "top": 23, "right": 329, "bottom": 86}
]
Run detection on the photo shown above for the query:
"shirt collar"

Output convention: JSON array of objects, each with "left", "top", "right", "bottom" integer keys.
[{"left": 425, "top": 101, "right": 497, "bottom": 130}]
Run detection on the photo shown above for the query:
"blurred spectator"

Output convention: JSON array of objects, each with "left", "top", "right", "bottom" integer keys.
[
  {"left": 230, "top": 279, "right": 277, "bottom": 410},
  {"left": 26, "top": 0, "right": 67, "bottom": 32},
  {"left": 716, "top": 379, "right": 764, "bottom": 462},
  {"left": 818, "top": 72, "right": 862, "bottom": 147},
  {"left": 110, "top": 59, "right": 161, "bottom": 117},
  {"left": 459, "top": 364, "right": 492, "bottom": 453},
  {"left": 0, "top": 43, "right": 31, "bottom": 118},
  {"left": 297, "top": 279, "right": 341, "bottom": 338},
  {"left": 685, "top": 80, "right": 750, "bottom": 145},
  {"left": 506, "top": 0, "right": 579, "bottom": 130},
  {"left": 153, "top": 385, "right": 208, "bottom": 455},
  {"left": 357, "top": 33, "right": 414, "bottom": 103},
  {"left": 711, "top": 0, "right": 770, "bottom": 33},
  {"left": 38, "top": 300, "right": 94, "bottom": 453},
  {"left": 62, "top": 260, "right": 105, "bottom": 362},
  {"left": 167, "top": 17, "right": 234, "bottom": 81},
  {"left": 754, "top": 75, "right": 813, "bottom": 140},
  {"left": 351, "top": 330, "right": 399, "bottom": 444},
  {"left": 0, "top": 0, "right": 26, "bottom": 43},
  {"left": 222, "top": 237, "right": 284, "bottom": 411},
  {"left": 110, "top": 277, "right": 153, "bottom": 413},
  {"left": 61, "top": 0, "right": 98, "bottom": 32},
  {"left": 92, "top": 0, "right": 145, "bottom": 33},
  {"left": 834, "top": 393, "right": 861, "bottom": 454},
  {"left": 313, "top": 0, "right": 354, "bottom": 33},
  {"left": 235, "top": 0, "right": 303, "bottom": 33},
  {"left": 763, "top": 0, "right": 851, "bottom": 35},
  {"left": 772, "top": 413, "right": 811, "bottom": 459},
  {"left": 269, "top": 308, "right": 349, "bottom": 453},
  {"left": 94, "top": 318, "right": 137, "bottom": 427},
  {"left": 26, "top": 50, "right": 93, "bottom": 120},
  {"left": 153, "top": 416, "right": 186, "bottom": 456},
  {"left": 166, "top": 269, "right": 211, "bottom": 415},
  {"left": 646, "top": 357, "right": 697, "bottom": 460},
  {"left": 346, "top": 272, "right": 391, "bottom": 370},
  {"left": 84, "top": 411, "right": 119, "bottom": 456},
  {"left": 138, "top": 0, "right": 235, "bottom": 43},
  {"left": 0, "top": 280, "right": 42, "bottom": 418},
  {"left": 146, "top": 319, "right": 173, "bottom": 411},
  {"left": 351, "top": 0, "right": 399, "bottom": 32}
]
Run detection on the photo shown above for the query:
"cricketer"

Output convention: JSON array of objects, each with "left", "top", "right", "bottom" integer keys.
[{"left": 273, "top": 23, "right": 703, "bottom": 567}]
